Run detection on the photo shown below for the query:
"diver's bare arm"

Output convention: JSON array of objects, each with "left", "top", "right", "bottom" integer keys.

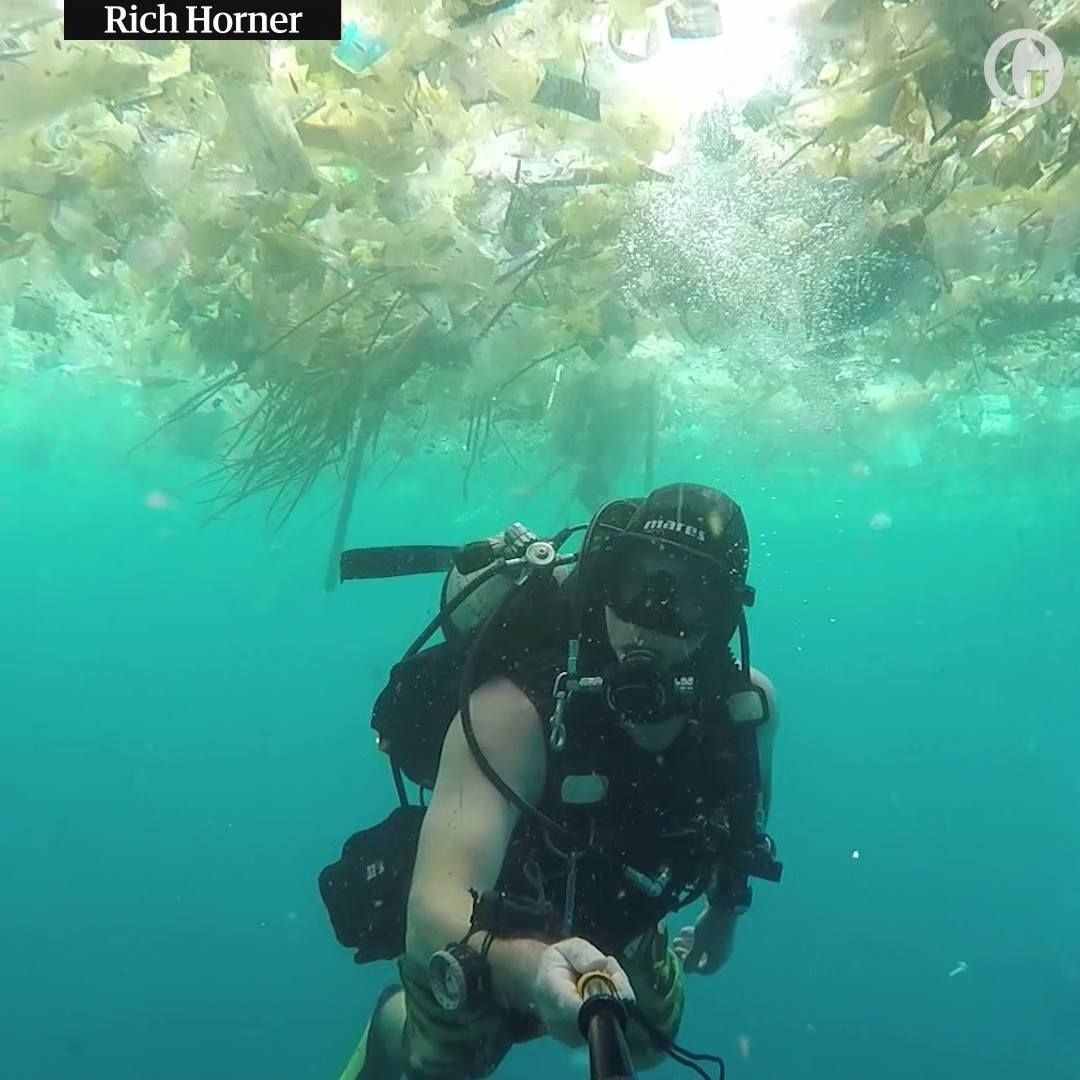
[
  {"left": 699, "top": 907, "right": 738, "bottom": 970},
  {"left": 404, "top": 677, "right": 550, "bottom": 1013},
  {"left": 749, "top": 667, "right": 779, "bottom": 823},
  {"left": 699, "top": 668, "right": 779, "bottom": 970}
]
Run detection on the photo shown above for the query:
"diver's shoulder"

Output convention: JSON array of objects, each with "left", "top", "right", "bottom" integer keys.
[
  {"left": 460, "top": 675, "right": 547, "bottom": 795},
  {"left": 465, "top": 676, "right": 545, "bottom": 754},
  {"left": 471, "top": 673, "right": 542, "bottom": 722}
]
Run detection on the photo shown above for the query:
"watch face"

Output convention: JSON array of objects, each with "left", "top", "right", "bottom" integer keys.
[{"left": 430, "top": 951, "right": 465, "bottom": 1012}]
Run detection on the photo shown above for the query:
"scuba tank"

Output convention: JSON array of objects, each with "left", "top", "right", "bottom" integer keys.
[{"left": 439, "top": 522, "right": 541, "bottom": 638}]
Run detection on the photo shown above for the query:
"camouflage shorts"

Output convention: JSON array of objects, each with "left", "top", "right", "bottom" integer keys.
[{"left": 397, "top": 923, "right": 685, "bottom": 1080}]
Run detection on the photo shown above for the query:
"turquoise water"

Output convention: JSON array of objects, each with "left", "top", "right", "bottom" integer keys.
[{"left": 2, "top": 374, "right": 1077, "bottom": 1079}]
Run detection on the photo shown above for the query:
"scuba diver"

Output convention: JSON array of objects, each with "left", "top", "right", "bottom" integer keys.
[{"left": 320, "top": 483, "right": 783, "bottom": 1080}]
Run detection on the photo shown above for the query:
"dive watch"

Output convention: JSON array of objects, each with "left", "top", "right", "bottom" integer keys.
[{"left": 428, "top": 942, "right": 490, "bottom": 1013}]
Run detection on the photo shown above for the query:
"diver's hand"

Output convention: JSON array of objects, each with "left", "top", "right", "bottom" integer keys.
[
  {"left": 674, "top": 907, "right": 735, "bottom": 975},
  {"left": 532, "top": 938, "right": 636, "bottom": 1047}
]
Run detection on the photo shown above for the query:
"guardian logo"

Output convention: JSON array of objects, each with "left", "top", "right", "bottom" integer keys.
[
  {"left": 642, "top": 519, "right": 707, "bottom": 543},
  {"left": 984, "top": 29, "right": 1065, "bottom": 110}
]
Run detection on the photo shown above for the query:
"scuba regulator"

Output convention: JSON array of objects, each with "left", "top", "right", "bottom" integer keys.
[
  {"left": 439, "top": 522, "right": 543, "bottom": 638},
  {"left": 550, "top": 643, "right": 697, "bottom": 742}
]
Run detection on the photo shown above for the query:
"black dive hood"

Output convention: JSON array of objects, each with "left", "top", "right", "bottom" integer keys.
[{"left": 570, "top": 496, "right": 758, "bottom": 685}]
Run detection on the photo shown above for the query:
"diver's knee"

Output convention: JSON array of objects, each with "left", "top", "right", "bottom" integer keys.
[
  {"left": 339, "top": 986, "right": 407, "bottom": 1080},
  {"left": 373, "top": 987, "right": 406, "bottom": 1047},
  {"left": 373, "top": 983, "right": 404, "bottom": 1012}
]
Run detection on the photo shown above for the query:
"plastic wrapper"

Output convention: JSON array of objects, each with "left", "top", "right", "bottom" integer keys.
[
  {"left": 192, "top": 42, "right": 318, "bottom": 194},
  {"left": 12, "top": 290, "right": 57, "bottom": 334}
]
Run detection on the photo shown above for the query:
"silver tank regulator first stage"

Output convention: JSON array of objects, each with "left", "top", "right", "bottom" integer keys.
[{"left": 440, "top": 522, "right": 541, "bottom": 637}]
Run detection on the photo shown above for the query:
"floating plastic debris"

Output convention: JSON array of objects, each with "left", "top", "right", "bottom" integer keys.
[
  {"left": 978, "top": 395, "right": 1018, "bottom": 439},
  {"left": 948, "top": 961, "right": 969, "bottom": 977},
  {"left": 11, "top": 291, "right": 58, "bottom": 335},
  {"left": 667, "top": 0, "right": 724, "bottom": 40},
  {"left": 331, "top": 21, "right": 391, "bottom": 76},
  {"left": 447, "top": 0, "right": 522, "bottom": 27},
  {"left": 608, "top": 8, "right": 666, "bottom": 63},
  {"left": 0, "top": 2, "right": 1076, "bottom": 546},
  {"left": 144, "top": 491, "right": 175, "bottom": 511},
  {"left": 533, "top": 70, "right": 602, "bottom": 122}
]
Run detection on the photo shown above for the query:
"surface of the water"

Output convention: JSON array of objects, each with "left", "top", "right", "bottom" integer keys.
[{"left": 2, "top": 376, "right": 1077, "bottom": 1080}]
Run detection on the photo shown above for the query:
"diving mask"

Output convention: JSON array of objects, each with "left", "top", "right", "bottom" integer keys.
[{"left": 600, "top": 537, "right": 728, "bottom": 639}]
